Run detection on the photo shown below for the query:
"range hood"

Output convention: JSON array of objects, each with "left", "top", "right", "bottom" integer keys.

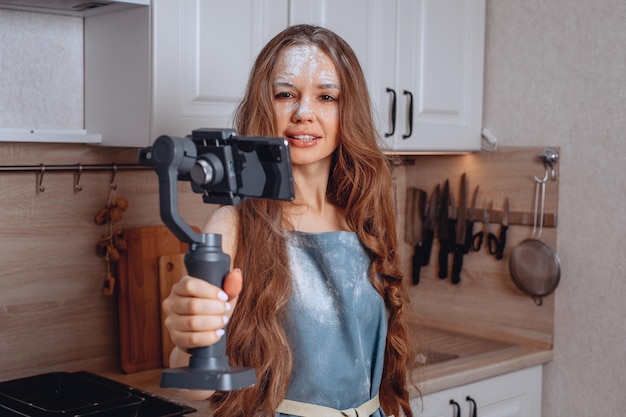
[{"left": 0, "top": 0, "right": 148, "bottom": 17}]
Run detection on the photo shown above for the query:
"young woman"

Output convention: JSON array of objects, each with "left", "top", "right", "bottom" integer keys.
[{"left": 162, "top": 24, "right": 415, "bottom": 417}]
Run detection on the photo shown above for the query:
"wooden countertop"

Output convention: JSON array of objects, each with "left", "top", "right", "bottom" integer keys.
[{"left": 98, "top": 325, "right": 552, "bottom": 414}]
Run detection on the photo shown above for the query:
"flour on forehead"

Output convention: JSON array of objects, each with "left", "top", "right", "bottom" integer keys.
[{"left": 281, "top": 44, "right": 330, "bottom": 79}]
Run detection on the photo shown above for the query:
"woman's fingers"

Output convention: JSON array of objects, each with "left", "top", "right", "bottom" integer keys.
[{"left": 162, "top": 270, "right": 243, "bottom": 351}]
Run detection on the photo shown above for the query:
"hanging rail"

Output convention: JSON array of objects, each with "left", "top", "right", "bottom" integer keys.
[
  {"left": 0, "top": 163, "right": 150, "bottom": 193},
  {"left": 0, "top": 163, "right": 147, "bottom": 173}
]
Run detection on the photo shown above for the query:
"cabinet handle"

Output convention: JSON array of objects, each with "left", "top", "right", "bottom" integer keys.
[
  {"left": 385, "top": 88, "right": 396, "bottom": 137},
  {"left": 403, "top": 90, "right": 414, "bottom": 139},
  {"left": 449, "top": 399, "right": 461, "bottom": 417},
  {"left": 466, "top": 396, "right": 477, "bottom": 417}
]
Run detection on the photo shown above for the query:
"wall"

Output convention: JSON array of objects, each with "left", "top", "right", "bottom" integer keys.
[
  {"left": 0, "top": 7, "right": 213, "bottom": 382},
  {"left": 1, "top": 2, "right": 625, "bottom": 415},
  {"left": 0, "top": 141, "right": 215, "bottom": 381},
  {"left": 483, "top": 1, "right": 626, "bottom": 415}
]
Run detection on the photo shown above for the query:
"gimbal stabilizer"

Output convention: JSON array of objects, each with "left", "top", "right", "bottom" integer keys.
[{"left": 138, "top": 128, "right": 293, "bottom": 391}]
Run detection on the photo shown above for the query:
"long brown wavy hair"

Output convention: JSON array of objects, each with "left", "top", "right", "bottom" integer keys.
[{"left": 210, "top": 24, "right": 415, "bottom": 417}]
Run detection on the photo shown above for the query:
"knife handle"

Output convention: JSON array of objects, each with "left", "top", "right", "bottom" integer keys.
[
  {"left": 451, "top": 245, "right": 464, "bottom": 284},
  {"left": 412, "top": 244, "right": 422, "bottom": 285},
  {"left": 420, "top": 228, "right": 435, "bottom": 266},
  {"left": 438, "top": 239, "right": 449, "bottom": 279},
  {"left": 496, "top": 225, "right": 508, "bottom": 260}
]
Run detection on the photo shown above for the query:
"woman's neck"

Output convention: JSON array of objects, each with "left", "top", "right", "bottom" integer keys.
[{"left": 286, "top": 164, "right": 348, "bottom": 233}]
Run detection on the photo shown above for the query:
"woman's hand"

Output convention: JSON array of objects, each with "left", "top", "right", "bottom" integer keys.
[{"left": 162, "top": 268, "right": 243, "bottom": 353}]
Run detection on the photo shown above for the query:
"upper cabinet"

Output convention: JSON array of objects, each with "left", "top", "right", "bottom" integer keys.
[
  {"left": 278, "top": 0, "right": 487, "bottom": 153},
  {"left": 85, "top": 0, "right": 289, "bottom": 147},
  {"left": 381, "top": 0, "right": 486, "bottom": 152},
  {"left": 85, "top": 0, "right": 485, "bottom": 150}
]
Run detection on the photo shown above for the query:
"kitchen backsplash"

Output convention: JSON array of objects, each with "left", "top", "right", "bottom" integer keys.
[
  {"left": 0, "top": 141, "right": 560, "bottom": 380},
  {"left": 398, "top": 147, "right": 559, "bottom": 348},
  {"left": 0, "top": 142, "right": 215, "bottom": 381}
]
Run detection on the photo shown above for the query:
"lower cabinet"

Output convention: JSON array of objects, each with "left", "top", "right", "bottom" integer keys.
[{"left": 411, "top": 366, "right": 542, "bottom": 417}]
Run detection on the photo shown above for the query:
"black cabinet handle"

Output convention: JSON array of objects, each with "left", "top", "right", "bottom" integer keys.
[
  {"left": 450, "top": 399, "right": 461, "bottom": 417},
  {"left": 402, "top": 90, "right": 414, "bottom": 139},
  {"left": 385, "top": 88, "right": 396, "bottom": 137},
  {"left": 466, "top": 396, "right": 477, "bottom": 417}
]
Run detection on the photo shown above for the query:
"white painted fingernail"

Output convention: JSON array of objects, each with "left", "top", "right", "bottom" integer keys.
[
  {"left": 225, "top": 302, "right": 232, "bottom": 312},
  {"left": 223, "top": 315, "right": 229, "bottom": 325},
  {"left": 216, "top": 329, "right": 225, "bottom": 338},
  {"left": 217, "top": 291, "right": 228, "bottom": 301}
]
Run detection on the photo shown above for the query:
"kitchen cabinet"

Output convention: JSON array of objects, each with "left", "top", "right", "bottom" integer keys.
[
  {"left": 86, "top": 0, "right": 485, "bottom": 149},
  {"left": 289, "top": 0, "right": 486, "bottom": 152},
  {"left": 376, "top": 0, "right": 486, "bottom": 152},
  {"left": 413, "top": 366, "right": 543, "bottom": 417},
  {"left": 85, "top": 0, "right": 289, "bottom": 147}
]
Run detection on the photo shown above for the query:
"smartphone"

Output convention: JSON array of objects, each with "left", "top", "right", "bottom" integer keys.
[{"left": 188, "top": 128, "right": 295, "bottom": 205}]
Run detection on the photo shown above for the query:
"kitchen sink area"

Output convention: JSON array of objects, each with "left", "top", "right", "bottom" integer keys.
[{"left": 406, "top": 324, "right": 552, "bottom": 395}]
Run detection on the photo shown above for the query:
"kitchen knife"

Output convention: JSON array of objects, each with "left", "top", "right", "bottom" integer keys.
[
  {"left": 451, "top": 173, "right": 468, "bottom": 284},
  {"left": 495, "top": 197, "right": 509, "bottom": 260},
  {"left": 464, "top": 185, "right": 479, "bottom": 254},
  {"left": 420, "top": 184, "right": 439, "bottom": 266},
  {"left": 411, "top": 189, "right": 427, "bottom": 284},
  {"left": 437, "top": 180, "right": 450, "bottom": 279}
]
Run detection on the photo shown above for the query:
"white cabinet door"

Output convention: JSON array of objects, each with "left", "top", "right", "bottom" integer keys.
[
  {"left": 86, "top": 0, "right": 289, "bottom": 147},
  {"left": 412, "top": 386, "right": 460, "bottom": 417},
  {"left": 152, "top": 0, "right": 288, "bottom": 140},
  {"left": 288, "top": 0, "right": 485, "bottom": 152},
  {"left": 380, "top": 0, "right": 486, "bottom": 152},
  {"left": 417, "top": 366, "right": 543, "bottom": 417},
  {"left": 287, "top": 0, "right": 385, "bottom": 85},
  {"left": 464, "top": 366, "right": 542, "bottom": 417}
]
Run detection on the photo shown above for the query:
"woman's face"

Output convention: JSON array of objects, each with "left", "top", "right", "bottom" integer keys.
[{"left": 271, "top": 44, "right": 340, "bottom": 168}]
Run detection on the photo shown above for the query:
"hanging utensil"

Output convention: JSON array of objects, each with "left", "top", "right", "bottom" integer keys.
[
  {"left": 404, "top": 187, "right": 427, "bottom": 285},
  {"left": 471, "top": 199, "right": 491, "bottom": 252},
  {"left": 451, "top": 173, "right": 468, "bottom": 284},
  {"left": 420, "top": 184, "right": 439, "bottom": 266},
  {"left": 509, "top": 151, "right": 561, "bottom": 305},
  {"left": 487, "top": 197, "right": 509, "bottom": 260},
  {"left": 463, "top": 185, "right": 479, "bottom": 254},
  {"left": 437, "top": 180, "right": 450, "bottom": 279}
]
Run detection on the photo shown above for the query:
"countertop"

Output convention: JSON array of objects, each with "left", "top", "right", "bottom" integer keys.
[{"left": 99, "top": 325, "right": 552, "bottom": 415}]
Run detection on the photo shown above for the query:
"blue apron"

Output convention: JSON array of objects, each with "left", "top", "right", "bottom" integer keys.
[{"left": 277, "top": 231, "right": 388, "bottom": 417}]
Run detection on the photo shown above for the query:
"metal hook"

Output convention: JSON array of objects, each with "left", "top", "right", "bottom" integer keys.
[
  {"left": 110, "top": 163, "right": 118, "bottom": 190},
  {"left": 539, "top": 147, "right": 559, "bottom": 181},
  {"left": 74, "top": 163, "right": 83, "bottom": 192},
  {"left": 37, "top": 163, "right": 46, "bottom": 193}
]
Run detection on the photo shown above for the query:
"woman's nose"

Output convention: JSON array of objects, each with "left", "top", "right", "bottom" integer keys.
[{"left": 291, "top": 99, "right": 314, "bottom": 122}]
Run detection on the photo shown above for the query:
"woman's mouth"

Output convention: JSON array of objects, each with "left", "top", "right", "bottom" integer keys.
[
  {"left": 289, "top": 134, "right": 318, "bottom": 142},
  {"left": 287, "top": 134, "right": 320, "bottom": 147}
]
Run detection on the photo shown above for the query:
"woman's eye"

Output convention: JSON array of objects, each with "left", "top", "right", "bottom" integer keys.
[
  {"left": 320, "top": 94, "right": 336, "bottom": 102},
  {"left": 274, "top": 91, "right": 294, "bottom": 99}
]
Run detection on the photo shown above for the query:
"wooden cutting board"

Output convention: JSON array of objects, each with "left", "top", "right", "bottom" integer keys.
[
  {"left": 158, "top": 253, "right": 186, "bottom": 368},
  {"left": 116, "top": 225, "right": 188, "bottom": 373}
]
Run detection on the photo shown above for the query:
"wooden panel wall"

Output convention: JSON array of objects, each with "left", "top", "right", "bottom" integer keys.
[
  {"left": 397, "top": 147, "right": 559, "bottom": 348},
  {"left": 0, "top": 142, "right": 216, "bottom": 381}
]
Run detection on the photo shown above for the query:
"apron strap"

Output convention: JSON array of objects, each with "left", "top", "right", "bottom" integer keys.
[{"left": 276, "top": 393, "right": 380, "bottom": 417}]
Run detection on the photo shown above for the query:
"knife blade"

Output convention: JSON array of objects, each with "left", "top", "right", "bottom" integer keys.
[
  {"left": 437, "top": 180, "right": 450, "bottom": 279},
  {"left": 464, "top": 185, "right": 479, "bottom": 254},
  {"left": 404, "top": 187, "right": 417, "bottom": 247},
  {"left": 420, "top": 184, "right": 439, "bottom": 266},
  {"left": 405, "top": 188, "right": 427, "bottom": 284},
  {"left": 495, "top": 197, "right": 509, "bottom": 260},
  {"left": 451, "top": 173, "right": 468, "bottom": 284}
]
